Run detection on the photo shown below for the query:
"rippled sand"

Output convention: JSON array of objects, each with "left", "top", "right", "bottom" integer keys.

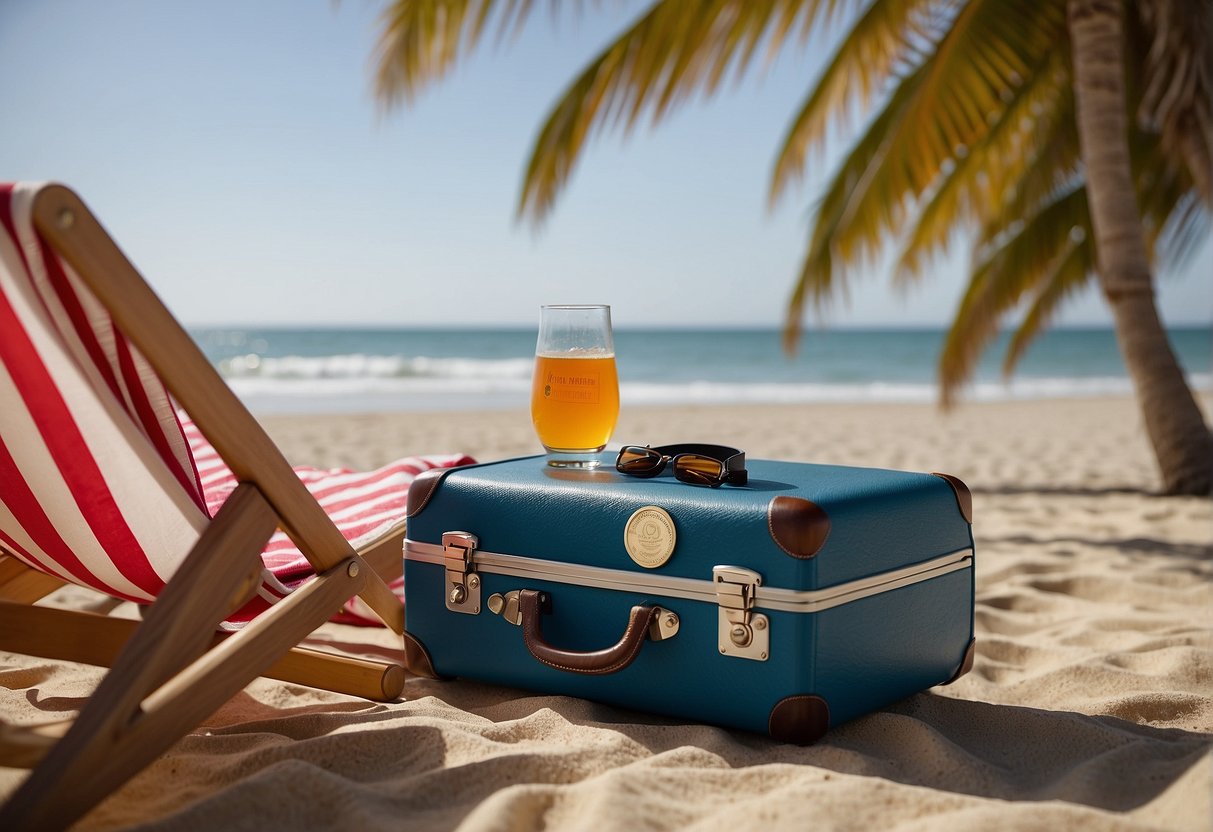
[{"left": 3, "top": 396, "right": 1210, "bottom": 830}]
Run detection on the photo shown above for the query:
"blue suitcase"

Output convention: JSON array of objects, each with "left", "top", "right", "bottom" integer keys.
[{"left": 402, "top": 453, "right": 975, "bottom": 743}]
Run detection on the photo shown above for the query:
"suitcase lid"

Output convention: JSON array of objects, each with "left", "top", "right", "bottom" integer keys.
[{"left": 405, "top": 453, "right": 973, "bottom": 591}]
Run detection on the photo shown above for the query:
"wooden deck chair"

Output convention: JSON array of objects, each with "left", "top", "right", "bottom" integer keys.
[{"left": 0, "top": 182, "right": 471, "bottom": 829}]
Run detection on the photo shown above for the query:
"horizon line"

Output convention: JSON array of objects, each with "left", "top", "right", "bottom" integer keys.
[{"left": 183, "top": 321, "right": 1213, "bottom": 332}]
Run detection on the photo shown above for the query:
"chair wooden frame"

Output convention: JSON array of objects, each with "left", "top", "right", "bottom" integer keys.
[{"left": 0, "top": 184, "right": 409, "bottom": 830}]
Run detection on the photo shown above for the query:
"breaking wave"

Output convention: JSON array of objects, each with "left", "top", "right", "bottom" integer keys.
[{"left": 215, "top": 351, "right": 1211, "bottom": 413}]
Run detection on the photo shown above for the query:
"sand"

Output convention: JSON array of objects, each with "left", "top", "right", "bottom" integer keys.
[{"left": 2, "top": 396, "right": 1210, "bottom": 830}]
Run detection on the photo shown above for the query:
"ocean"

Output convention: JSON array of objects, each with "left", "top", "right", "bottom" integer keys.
[{"left": 193, "top": 326, "right": 1212, "bottom": 415}]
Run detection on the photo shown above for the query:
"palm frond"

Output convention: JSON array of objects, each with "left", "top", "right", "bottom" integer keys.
[
  {"left": 975, "top": 90, "right": 1081, "bottom": 255},
  {"left": 1001, "top": 237, "right": 1092, "bottom": 375},
  {"left": 1136, "top": 0, "right": 1213, "bottom": 204},
  {"left": 894, "top": 42, "right": 1069, "bottom": 284},
  {"left": 1133, "top": 128, "right": 1209, "bottom": 269},
  {"left": 785, "top": 0, "right": 1063, "bottom": 351},
  {"left": 1155, "top": 193, "right": 1210, "bottom": 269},
  {"left": 516, "top": 0, "right": 873, "bottom": 221},
  {"left": 768, "top": 0, "right": 942, "bottom": 207},
  {"left": 781, "top": 61, "right": 929, "bottom": 353},
  {"left": 976, "top": 117, "right": 1200, "bottom": 383},
  {"left": 1133, "top": 131, "right": 1184, "bottom": 251},
  {"left": 938, "top": 182, "right": 1088, "bottom": 404},
  {"left": 375, "top": 0, "right": 576, "bottom": 106},
  {"left": 374, "top": 0, "right": 518, "bottom": 105}
]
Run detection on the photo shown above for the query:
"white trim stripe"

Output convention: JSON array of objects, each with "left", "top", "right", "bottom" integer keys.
[{"left": 404, "top": 539, "right": 974, "bottom": 615}]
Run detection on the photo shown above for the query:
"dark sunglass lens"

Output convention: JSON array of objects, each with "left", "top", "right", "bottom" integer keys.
[
  {"left": 617, "top": 446, "right": 663, "bottom": 474},
  {"left": 674, "top": 454, "right": 724, "bottom": 485}
]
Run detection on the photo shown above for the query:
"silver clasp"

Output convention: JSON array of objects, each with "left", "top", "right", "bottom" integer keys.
[
  {"left": 443, "top": 531, "right": 481, "bottom": 614},
  {"left": 713, "top": 565, "right": 769, "bottom": 661}
]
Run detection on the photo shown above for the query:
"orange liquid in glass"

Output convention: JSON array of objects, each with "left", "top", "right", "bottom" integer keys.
[{"left": 531, "top": 354, "right": 620, "bottom": 452}]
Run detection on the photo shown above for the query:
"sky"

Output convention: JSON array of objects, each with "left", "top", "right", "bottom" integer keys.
[{"left": 0, "top": 0, "right": 1209, "bottom": 330}]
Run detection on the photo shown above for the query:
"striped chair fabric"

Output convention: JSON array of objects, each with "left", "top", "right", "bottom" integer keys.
[
  {"left": 184, "top": 419, "right": 472, "bottom": 624},
  {"left": 0, "top": 181, "right": 471, "bottom": 628}
]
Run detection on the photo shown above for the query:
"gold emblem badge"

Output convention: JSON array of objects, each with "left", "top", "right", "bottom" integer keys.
[{"left": 624, "top": 506, "right": 676, "bottom": 569}]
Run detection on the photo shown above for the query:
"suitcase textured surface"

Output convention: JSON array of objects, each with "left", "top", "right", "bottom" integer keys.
[{"left": 403, "top": 453, "right": 975, "bottom": 743}]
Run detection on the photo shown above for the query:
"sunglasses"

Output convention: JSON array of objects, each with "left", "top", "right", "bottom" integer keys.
[{"left": 615, "top": 444, "right": 747, "bottom": 487}]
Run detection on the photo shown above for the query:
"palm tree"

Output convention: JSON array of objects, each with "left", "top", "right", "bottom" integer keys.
[
  {"left": 1066, "top": 0, "right": 1212, "bottom": 494},
  {"left": 372, "top": 0, "right": 1212, "bottom": 494}
]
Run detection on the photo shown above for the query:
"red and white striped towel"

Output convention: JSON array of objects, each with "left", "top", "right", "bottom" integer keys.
[{"left": 185, "top": 418, "right": 473, "bottom": 625}]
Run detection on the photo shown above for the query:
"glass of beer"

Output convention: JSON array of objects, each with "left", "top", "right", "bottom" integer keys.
[{"left": 531, "top": 304, "right": 620, "bottom": 468}]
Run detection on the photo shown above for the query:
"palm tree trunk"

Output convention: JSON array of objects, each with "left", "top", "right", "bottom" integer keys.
[{"left": 1067, "top": 0, "right": 1213, "bottom": 495}]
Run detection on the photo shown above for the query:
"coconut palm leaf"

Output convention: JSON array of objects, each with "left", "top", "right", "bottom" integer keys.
[
  {"left": 998, "top": 119, "right": 1202, "bottom": 378},
  {"left": 938, "top": 182, "right": 1089, "bottom": 403},
  {"left": 1136, "top": 0, "right": 1213, "bottom": 203},
  {"left": 788, "top": 0, "right": 1064, "bottom": 340},
  {"left": 974, "top": 90, "right": 1081, "bottom": 260},
  {"left": 517, "top": 0, "right": 863, "bottom": 220},
  {"left": 953, "top": 117, "right": 1193, "bottom": 392},
  {"left": 1154, "top": 194, "right": 1209, "bottom": 269},
  {"left": 1000, "top": 238, "right": 1092, "bottom": 376},
  {"left": 895, "top": 41, "right": 1069, "bottom": 283},
  {"left": 768, "top": 0, "right": 941, "bottom": 207},
  {"left": 781, "top": 61, "right": 929, "bottom": 351},
  {"left": 968, "top": 183, "right": 1090, "bottom": 327},
  {"left": 375, "top": 0, "right": 541, "bottom": 105},
  {"left": 1134, "top": 143, "right": 1208, "bottom": 274},
  {"left": 374, "top": 1, "right": 622, "bottom": 105}
]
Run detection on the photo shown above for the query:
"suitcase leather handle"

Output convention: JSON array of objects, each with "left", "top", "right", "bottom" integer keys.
[{"left": 518, "top": 589, "right": 668, "bottom": 675}]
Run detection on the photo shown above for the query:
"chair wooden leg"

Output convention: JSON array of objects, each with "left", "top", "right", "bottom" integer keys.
[
  {"left": 0, "top": 483, "right": 280, "bottom": 831},
  {"left": 357, "top": 525, "right": 405, "bottom": 585},
  {"left": 0, "top": 602, "right": 134, "bottom": 668},
  {"left": 0, "top": 601, "right": 404, "bottom": 707},
  {"left": 352, "top": 561, "right": 404, "bottom": 634},
  {"left": 0, "top": 554, "right": 65, "bottom": 604},
  {"left": 138, "top": 556, "right": 368, "bottom": 716},
  {"left": 265, "top": 645, "right": 404, "bottom": 701},
  {"left": 0, "top": 553, "right": 365, "bottom": 830},
  {"left": 0, "top": 493, "right": 408, "bottom": 827},
  {"left": 0, "top": 525, "right": 409, "bottom": 708}
]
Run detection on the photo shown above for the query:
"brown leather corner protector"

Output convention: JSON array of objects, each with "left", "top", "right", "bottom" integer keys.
[
  {"left": 941, "top": 638, "right": 976, "bottom": 685},
  {"left": 406, "top": 468, "right": 446, "bottom": 518},
  {"left": 768, "top": 695, "right": 830, "bottom": 745},
  {"left": 931, "top": 472, "right": 973, "bottom": 524},
  {"left": 768, "top": 496, "right": 830, "bottom": 559},
  {"left": 402, "top": 630, "right": 447, "bottom": 680}
]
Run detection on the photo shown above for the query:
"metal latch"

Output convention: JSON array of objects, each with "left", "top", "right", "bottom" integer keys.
[
  {"left": 713, "top": 565, "right": 769, "bottom": 661},
  {"left": 443, "top": 531, "right": 481, "bottom": 614}
]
